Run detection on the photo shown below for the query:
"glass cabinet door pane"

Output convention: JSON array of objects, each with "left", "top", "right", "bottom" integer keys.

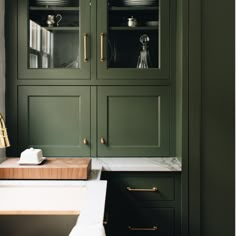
[
  {"left": 28, "top": 0, "right": 80, "bottom": 69},
  {"left": 97, "top": 0, "right": 169, "bottom": 79},
  {"left": 108, "top": 0, "right": 159, "bottom": 69}
]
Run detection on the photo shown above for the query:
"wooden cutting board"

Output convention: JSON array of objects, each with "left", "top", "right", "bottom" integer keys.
[{"left": 0, "top": 158, "right": 91, "bottom": 180}]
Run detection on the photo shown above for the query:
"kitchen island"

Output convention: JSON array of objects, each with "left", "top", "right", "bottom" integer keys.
[
  {"left": 0, "top": 166, "right": 106, "bottom": 236},
  {"left": 0, "top": 157, "right": 181, "bottom": 235}
]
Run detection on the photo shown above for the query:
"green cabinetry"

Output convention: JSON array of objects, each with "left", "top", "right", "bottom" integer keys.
[
  {"left": 98, "top": 86, "right": 170, "bottom": 156},
  {"left": 17, "top": 86, "right": 170, "bottom": 157},
  {"left": 102, "top": 172, "right": 181, "bottom": 236},
  {"left": 18, "top": 0, "right": 91, "bottom": 79},
  {"left": 18, "top": 86, "right": 91, "bottom": 156},
  {"left": 9, "top": 0, "right": 175, "bottom": 157},
  {"left": 97, "top": 0, "right": 170, "bottom": 79},
  {"left": 17, "top": 0, "right": 171, "bottom": 80}
]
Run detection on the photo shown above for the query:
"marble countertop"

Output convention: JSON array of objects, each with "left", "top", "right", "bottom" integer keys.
[{"left": 91, "top": 157, "right": 182, "bottom": 172}]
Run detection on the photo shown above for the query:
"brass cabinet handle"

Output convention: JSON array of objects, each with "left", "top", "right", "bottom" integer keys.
[
  {"left": 128, "top": 226, "right": 158, "bottom": 231},
  {"left": 83, "top": 33, "right": 88, "bottom": 62},
  {"left": 83, "top": 138, "right": 88, "bottom": 145},
  {"left": 100, "top": 137, "right": 105, "bottom": 144},
  {"left": 100, "top": 33, "right": 105, "bottom": 62},
  {"left": 127, "top": 187, "right": 158, "bottom": 192}
]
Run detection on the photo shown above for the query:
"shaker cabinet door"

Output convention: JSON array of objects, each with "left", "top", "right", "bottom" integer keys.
[
  {"left": 97, "top": 86, "right": 170, "bottom": 156},
  {"left": 18, "top": 0, "right": 91, "bottom": 79},
  {"left": 18, "top": 86, "right": 91, "bottom": 156},
  {"left": 97, "top": 0, "right": 170, "bottom": 79}
]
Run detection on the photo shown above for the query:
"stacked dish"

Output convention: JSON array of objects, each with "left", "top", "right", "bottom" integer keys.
[
  {"left": 35, "top": 0, "right": 69, "bottom": 6},
  {"left": 146, "top": 21, "right": 159, "bottom": 26},
  {"left": 123, "top": 0, "right": 157, "bottom": 6}
]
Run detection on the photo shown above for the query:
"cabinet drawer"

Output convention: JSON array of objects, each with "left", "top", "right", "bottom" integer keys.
[
  {"left": 110, "top": 174, "right": 175, "bottom": 203},
  {"left": 106, "top": 208, "right": 175, "bottom": 236}
]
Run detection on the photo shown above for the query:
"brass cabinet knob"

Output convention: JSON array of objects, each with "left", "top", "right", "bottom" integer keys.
[
  {"left": 83, "top": 138, "right": 88, "bottom": 145},
  {"left": 100, "top": 137, "right": 105, "bottom": 144}
]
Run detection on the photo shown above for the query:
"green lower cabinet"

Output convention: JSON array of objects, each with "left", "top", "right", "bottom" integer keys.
[
  {"left": 107, "top": 207, "right": 175, "bottom": 236},
  {"left": 98, "top": 86, "right": 170, "bottom": 156},
  {"left": 102, "top": 172, "right": 181, "bottom": 236},
  {"left": 18, "top": 86, "right": 91, "bottom": 157}
]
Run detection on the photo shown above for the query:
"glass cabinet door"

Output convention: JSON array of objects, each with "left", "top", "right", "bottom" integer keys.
[
  {"left": 18, "top": 0, "right": 90, "bottom": 79},
  {"left": 97, "top": 0, "right": 170, "bottom": 79}
]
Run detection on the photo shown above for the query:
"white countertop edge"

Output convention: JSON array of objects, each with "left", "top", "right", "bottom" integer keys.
[{"left": 91, "top": 157, "right": 182, "bottom": 172}]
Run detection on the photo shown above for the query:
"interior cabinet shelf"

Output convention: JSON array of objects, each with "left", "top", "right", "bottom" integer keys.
[
  {"left": 109, "top": 6, "right": 159, "bottom": 11},
  {"left": 109, "top": 26, "right": 158, "bottom": 30},
  {"left": 43, "top": 26, "right": 80, "bottom": 31},
  {"left": 30, "top": 7, "right": 80, "bottom": 11}
]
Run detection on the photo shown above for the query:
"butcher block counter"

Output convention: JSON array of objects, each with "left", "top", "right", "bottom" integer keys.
[{"left": 0, "top": 158, "right": 91, "bottom": 180}]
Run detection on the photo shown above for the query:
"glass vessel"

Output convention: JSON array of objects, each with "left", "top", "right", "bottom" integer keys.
[{"left": 137, "top": 34, "right": 152, "bottom": 68}]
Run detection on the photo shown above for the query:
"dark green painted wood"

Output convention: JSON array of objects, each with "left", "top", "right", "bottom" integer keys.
[
  {"left": 169, "top": 0, "right": 177, "bottom": 157},
  {"left": 96, "top": 0, "right": 170, "bottom": 80},
  {"left": 125, "top": 208, "right": 175, "bottom": 236},
  {"left": 175, "top": 0, "right": 190, "bottom": 235},
  {"left": 90, "top": 86, "right": 97, "bottom": 156},
  {"left": 102, "top": 172, "right": 181, "bottom": 236},
  {"left": 110, "top": 175, "right": 175, "bottom": 202},
  {"left": 5, "top": 0, "right": 19, "bottom": 157},
  {"left": 11, "top": 79, "right": 172, "bottom": 86},
  {"left": 90, "top": 0, "right": 97, "bottom": 82},
  {"left": 98, "top": 86, "right": 170, "bottom": 156},
  {"left": 18, "top": 0, "right": 91, "bottom": 79},
  {"left": 201, "top": 0, "right": 235, "bottom": 235},
  {"left": 18, "top": 86, "right": 91, "bottom": 156},
  {"left": 188, "top": 0, "right": 201, "bottom": 235}
]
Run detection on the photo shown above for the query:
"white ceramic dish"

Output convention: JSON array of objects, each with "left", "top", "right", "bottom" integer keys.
[
  {"left": 36, "top": 0, "right": 69, "bottom": 6},
  {"left": 123, "top": 0, "right": 156, "bottom": 6},
  {"left": 146, "top": 21, "right": 159, "bottom": 26},
  {"left": 18, "top": 157, "right": 46, "bottom": 165}
]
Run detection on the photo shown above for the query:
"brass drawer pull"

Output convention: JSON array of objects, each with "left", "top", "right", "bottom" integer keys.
[
  {"left": 100, "top": 33, "right": 105, "bottom": 62},
  {"left": 127, "top": 187, "right": 158, "bottom": 192},
  {"left": 83, "top": 33, "right": 88, "bottom": 62},
  {"left": 128, "top": 226, "right": 158, "bottom": 231}
]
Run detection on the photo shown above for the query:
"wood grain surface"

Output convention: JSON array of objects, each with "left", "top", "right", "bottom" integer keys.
[{"left": 0, "top": 158, "right": 91, "bottom": 180}]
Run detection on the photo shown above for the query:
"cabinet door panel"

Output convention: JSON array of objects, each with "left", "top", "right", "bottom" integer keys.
[
  {"left": 111, "top": 175, "right": 175, "bottom": 202},
  {"left": 106, "top": 207, "right": 175, "bottom": 236},
  {"left": 127, "top": 208, "right": 175, "bottom": 236},
  {"left": 97, "top": 0, "right": 170, "bottom": 79},
  {"left": 102, "top": 172, "right": 181, "bottom": 236},
  {"left": 18, "top": 86, "right": 90, "bottom": 156},
  {"left": 18, "top": 0, "right": 90, "bottom": 79},
  {"left": 98, "top": 86, "right": 170, "bottom": 156}
]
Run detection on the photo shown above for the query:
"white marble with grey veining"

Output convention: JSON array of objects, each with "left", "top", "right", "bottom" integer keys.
[{"left": 91, "top": 157, "right": 182, "bottom": 172}]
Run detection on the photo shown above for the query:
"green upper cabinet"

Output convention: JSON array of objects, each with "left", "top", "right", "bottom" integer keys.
[
  {"left": 18, "top": 86, "right": 91, "bottom": 156},
  {"left": 18, "top": 0, "right": 91, "bottom": 79},
  {"left": 17, "top": 0, "right": 171, "bottom": 80},
  {"left": 97, "top": 86, "right": 170, "bottom": 156},
  {"left": 97, "top": 0, "right": 170, "bottom": 79}
]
